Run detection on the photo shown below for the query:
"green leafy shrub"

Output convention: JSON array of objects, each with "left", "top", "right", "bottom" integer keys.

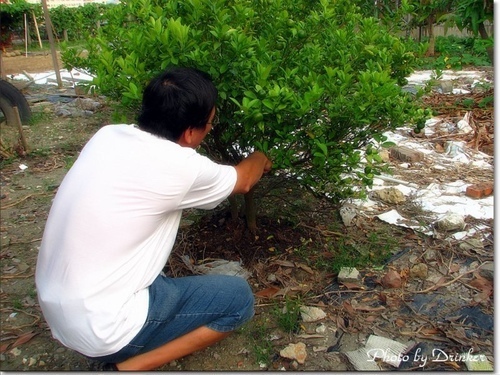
[
  {"left": 50, "top": 3, "right": 109, "bottom": 41},
  {"left": 63, "top": 0, "right": 429, "bottom": 227}
]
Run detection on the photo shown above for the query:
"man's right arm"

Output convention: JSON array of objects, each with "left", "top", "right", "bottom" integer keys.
[{"left": 232, "top": 151, "right": 272, "bottom": 195}]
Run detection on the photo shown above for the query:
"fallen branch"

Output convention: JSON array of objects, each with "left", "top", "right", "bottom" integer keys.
[
  {"left": 6, "top": 237, "right": 42, "bottom": 245},
  {"left": 1, "top": 272, "right": 34, "bottom": 280},
  {"left": 1, "top": 193, "right": 47, "bottom": 209},
  {"left": 7, "top": 308, "right": 41, "bottom": 330},
  {"left": 298, "top": 222, "right": 342, "bottom": 237}
]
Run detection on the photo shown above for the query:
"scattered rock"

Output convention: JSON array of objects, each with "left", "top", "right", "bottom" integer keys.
[
  {"left": 435, "top": 213, "right": 465, "bottom": 232},
  {"left": 75, "top": 98, "right": 101, "bottom": 111},
  {"left": 300, "top": 306, "right": 326, "bottom": 322},
  {"left": 337, "top": 267, "right": 360, "bottom": 283},
  {"left": 10, "top": 348, "right": 22, "bottom": 357},
  {"left": 440, "top": 80, "right": 454, "bottom": 93},
  {"left": 410, "top": 263, "right": 428, "bottom": 279},
  {"left": 478, "top": 261, "right": 494, "bottom": 281},
  {"left": 267, "top": 273, "right": 277, "bottom": 283},
  {"left": 459, "top": 238, "right": 484, "bottom": 251},
  {"left": 279, "top": 342, "right": 307, "bottom": 364},
  {"left": 55, "top": 107, "right": 72, "bottom": 117},
  {"left": 315, "top": 324, "right": 327, "bottom": 334},
  {"left": 372, "top": 187, "right": 406, "bottom": 204},
  {"left": 423, "top": 249, "right": 438, "bottom": 261},
  {"left": 378, "top": 149, "right": 390, "bottom": 162}
]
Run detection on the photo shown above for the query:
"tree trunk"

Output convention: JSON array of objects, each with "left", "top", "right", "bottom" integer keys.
[
  {"left": 425, "top": 17, "right": 435, "bottom": 57},
  {"left": 478, "top": 22, "right": 494, "bottom": 66},
  {"left": 228, "top": 195, "right": 239, "bottom": 221},
  {"left": 244, "top": 186, "right": 257, "bottom": 235}
]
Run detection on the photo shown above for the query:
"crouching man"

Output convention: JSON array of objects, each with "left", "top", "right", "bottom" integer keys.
[{"left": 36, "top": 66, "right": 272, "bottom": 371}]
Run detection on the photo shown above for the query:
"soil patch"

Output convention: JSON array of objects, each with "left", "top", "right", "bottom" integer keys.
[{"left": 1, "top": 51, "right": 63, "bottom": 77}]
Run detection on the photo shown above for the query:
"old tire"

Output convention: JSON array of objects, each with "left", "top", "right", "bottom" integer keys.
[{"left": 0, "top": 80, "right": 31, "bottom": 126}]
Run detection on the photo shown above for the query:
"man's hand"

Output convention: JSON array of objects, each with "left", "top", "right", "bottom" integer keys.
[{"left": 232, "top": 151, "right": 272, "bottom": 195}]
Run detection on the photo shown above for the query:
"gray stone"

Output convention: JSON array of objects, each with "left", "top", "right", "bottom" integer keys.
[
  {"left": 440, "top": 80, "right": 454, "bottom": 93},
  {"left": 479, "top": 261, "right": 494, "bottom": 281},
  {"left": 338, "top": 267, "right": 360, "bottom": 282},
  {"left": 435, "top": 213, "right": 465, "bottom": 232},
  {"left": 300, "top": 306, "right": 327, "bottom": 322},
  {"left": 459, "top": 238, "right": 484, "bottom": 251},
  {"left": 55, "top": 108, "right": 72, "bottom": 117}
]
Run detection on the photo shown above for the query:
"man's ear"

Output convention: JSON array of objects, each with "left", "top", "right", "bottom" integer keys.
[{"left": 178, "top": 128, "right": 194, "bottom": 147}]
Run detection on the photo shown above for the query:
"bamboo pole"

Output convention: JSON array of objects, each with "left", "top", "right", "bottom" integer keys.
[
  {"left": 24, "top": 13, "right": 28, "bottom": 57},
  {"left": 32, "top": 11, "right": 43, "bottom": 49},
  {"left": 41, "top": 0, "right": 62, "bottom": 88}
]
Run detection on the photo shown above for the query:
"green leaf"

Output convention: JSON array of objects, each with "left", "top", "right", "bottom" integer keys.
[{"left": 380, "top": 141, "right": 396, "bottom": 148}]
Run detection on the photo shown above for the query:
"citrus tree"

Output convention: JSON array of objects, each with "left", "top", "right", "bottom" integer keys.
[{"left": 63, "top": 0, "right": 430, "bottom": 232}]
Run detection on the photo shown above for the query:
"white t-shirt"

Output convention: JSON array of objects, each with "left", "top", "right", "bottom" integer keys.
[{"left": 35, "top": 124, "right": 237, "bottom": 357}]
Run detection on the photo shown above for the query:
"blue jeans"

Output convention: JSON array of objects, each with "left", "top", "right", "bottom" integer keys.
[{"left": 88, "top": 274, "right": 255, "bottom": 363}]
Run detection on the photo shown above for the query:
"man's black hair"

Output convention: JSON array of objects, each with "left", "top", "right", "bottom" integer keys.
[{"left": 137, "top": 66, "right": 218, "bottom": 141}]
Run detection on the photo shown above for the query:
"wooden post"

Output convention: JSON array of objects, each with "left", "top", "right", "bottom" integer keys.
[
  {"left": 13, "top": 106, "right": 29, "bottom": 155},
  {"left": 32, "top": 11, "right": 43, "bottom": 49},
  {"left": 41, "top": 0, "right": 63, "bottom": 88},
  {"left": 24, "top": 13, "right": 28, "bottom": 57},
  {"left": 0, "top": 50, "right": 4, "bottom": 79}
]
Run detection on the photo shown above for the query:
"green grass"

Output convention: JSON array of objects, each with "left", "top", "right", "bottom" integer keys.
[{"left": 272, "top": 296, "right": 302, "bottom": 334}]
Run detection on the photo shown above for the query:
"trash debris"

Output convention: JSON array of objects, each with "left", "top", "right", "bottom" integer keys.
[
  {"left": 180, "top": 256, "right": 251, "bottom": 279},
  {"left": 344, "top": 348, "right": 381, "bottom": 371},
  {"left": 456, "top": 112, "right": 473, "bottom": 134},
  {"left": 345, "top": 335, "right": 412, "bottom": 370},
  {"left": 339, "top": 204, "right": 357, "bottom": 226},
  {"left": 365, "top": 335, "right": 411, "bottom": 367},
  {"left": 463, "top": 353, "right": 493, "bottom": 371},
  {"left": 377, "top": 209, "right": 432, "bottom": 235}
]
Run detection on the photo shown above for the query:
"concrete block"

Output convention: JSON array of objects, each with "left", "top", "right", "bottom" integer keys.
[{"left": 389, "top": 146, "right": 424, "bottom": 163}]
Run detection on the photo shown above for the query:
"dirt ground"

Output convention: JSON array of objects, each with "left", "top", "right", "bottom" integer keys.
[
  {"left": 1, "top": 51, "right": 63, "bottom": 78},
  {"left": 0, "top": 52, "right": 494, "bottom": 371}
]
